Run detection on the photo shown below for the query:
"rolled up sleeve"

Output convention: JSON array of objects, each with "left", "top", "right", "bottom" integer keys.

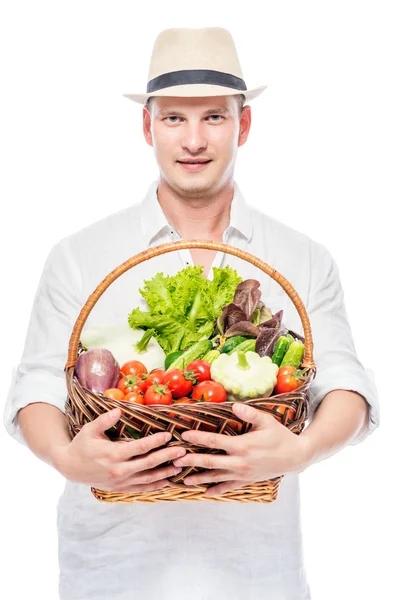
[
  {"left": 307, "top": 242, "right": 380, "bottom": 445},
  {"left": 3, "top": 237, "right": 82, "bottom": 446}
]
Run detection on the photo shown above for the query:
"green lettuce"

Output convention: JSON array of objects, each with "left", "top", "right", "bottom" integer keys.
[{"left": 128, "top": 265, "right": 242, "bottom": 354}]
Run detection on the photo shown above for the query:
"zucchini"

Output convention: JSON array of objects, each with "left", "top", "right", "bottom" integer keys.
[
  {"left": 271, "top": 336, "right": 290, "bottom": 366},
  {"left": 164, "top": 351, "right": 183, "bottom": 370},
  {"left": 221, "top": 335, "right": 248, "bottom": 354},
  {"left": 227, "top": 338, "right": 257, "bottom": 355},
  {"left": 167, "top": 340, "right": 213, "bottom": 370},
  {"left": 280, "top": 340, "right": 305, "bottom": 368},
  {"left": 202, "top": 349, "right": 221, "bottom": 364}
]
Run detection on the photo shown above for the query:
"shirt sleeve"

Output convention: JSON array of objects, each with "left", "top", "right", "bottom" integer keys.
[
  {"left": 3, "top": 237, "right": 83, "bottom": 446},
  {"left": 306, "top": 241, "right": 380, "bottom": 445}
]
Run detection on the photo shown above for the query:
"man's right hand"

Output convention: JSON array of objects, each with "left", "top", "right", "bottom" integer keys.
[{"left": 53, "top": 408, "right": 186, "bottom": 493}]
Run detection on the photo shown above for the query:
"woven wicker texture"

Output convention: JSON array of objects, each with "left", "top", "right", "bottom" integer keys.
[{"left": 64, "top": 240, "right": 316, "bottom": 503}]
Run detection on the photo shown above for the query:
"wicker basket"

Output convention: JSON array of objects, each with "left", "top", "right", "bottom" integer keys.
[{"left": 64, "top": 240, "right": 316, "bottom": 503}]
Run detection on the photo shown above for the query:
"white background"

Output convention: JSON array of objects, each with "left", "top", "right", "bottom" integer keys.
[{"left": 0, "top": 1, "right": 398, "bottom": 598}]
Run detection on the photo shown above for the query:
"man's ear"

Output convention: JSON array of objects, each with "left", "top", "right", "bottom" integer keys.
[
  {"left": 143, "top": 106, "right": 153, "bottom": 147},
  {"left": 238, "top": 105, "right": 251, "bottom": 147}
]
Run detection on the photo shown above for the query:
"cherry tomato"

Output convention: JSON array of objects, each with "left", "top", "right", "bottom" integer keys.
[
  {"left": 142, "top": 369, "right": 165, "bottom": 391},
  {"left": 120, "top": 360, "right": 148, "bottom": 379},
  {"left": 266, "top": 403, "right": 296, "bottom": 421},
  {"left": 192, "top": 380, "right": 227, "bottom": 403},
  {"left": 117, "top": 374, "right": 147, "bottom": 395},
  {"left": 124, "top": 391, "right": 145, "bottom": 404},
  {"left": 103, "top": 388, "right": 125, "bottom": 400},
  {"left": 162, "top": 369, "right": 195, "bottom": 399},
  {"left": 274, "top": 366, "right": 305, "bottom": 395},
  {"left": 227, "top": 419, "right": 243, "bottom": 433},
  {"left": 168, "top": 397, "right": 197, "bottom": 427},
  {"left": 201, "top": 419, "right": 242, "bottom": 433},
  {"left": 186, "top": 360, "right": 211, "bottom": 383},
  {"left": 144, "top": 383, "right": 173, "bottom": 405}
]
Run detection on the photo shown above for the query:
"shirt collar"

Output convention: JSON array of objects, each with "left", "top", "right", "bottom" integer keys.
[{"left": 139, "top": 179, "right": 253, "bottom": 246}]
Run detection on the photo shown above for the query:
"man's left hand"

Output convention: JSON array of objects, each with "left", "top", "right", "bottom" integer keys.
[{"left": 172, "top": 402, "right": 312, "bottom": 497}]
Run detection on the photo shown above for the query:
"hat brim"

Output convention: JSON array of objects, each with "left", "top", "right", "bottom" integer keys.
[{"left": 123, "top": 84, "right": 267, "bottom": 104}]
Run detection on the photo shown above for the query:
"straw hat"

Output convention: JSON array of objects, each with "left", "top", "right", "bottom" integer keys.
[{"left": 123, "top": 27, "right": 267, "bottom": 104}]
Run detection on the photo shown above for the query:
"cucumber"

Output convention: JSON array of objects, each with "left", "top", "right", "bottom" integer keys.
[
  {"left": 221, "top": 335, "right": 248, "bottom": 354},
  {"left": 164, "top": 351, "right": 183, "bottom": 370},
  {"left": 167, "top": 340, "right": 213, "bottom": 370},
  {"left": 280, "top": 340, "right": 305, "bottom": 368},
  {"left": 227, "top": 338, "right": 257, "bottom": 355},
  {"left": 202, "top": 349, "right": 221, "bottom": 364},
  {"left": 271, "top": 336, "right": 290, "bottom": 366},
  {"left": 286, "top": 333, "right": 295, "bottom": 346}
]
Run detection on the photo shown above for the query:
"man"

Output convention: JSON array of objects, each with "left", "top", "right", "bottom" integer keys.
[{"left": 4, "top": 27, "right": 379, "bottom": 599}]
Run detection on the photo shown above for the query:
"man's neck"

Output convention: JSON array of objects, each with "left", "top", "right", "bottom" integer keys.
[{"left": 157, "top": 179, "right": 234, "bottom": 241}]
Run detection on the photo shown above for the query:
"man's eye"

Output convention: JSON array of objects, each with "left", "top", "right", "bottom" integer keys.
[
  {"left": 207, "top": 115, "right": 223, "bottom": 122},
  {"left": 165, "top": 116, "right": 181, "bottom": 123}
]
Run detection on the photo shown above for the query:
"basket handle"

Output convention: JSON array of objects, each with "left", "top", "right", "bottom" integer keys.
[{"left": 65, "top": 240, "right": 315, "bottom": 369}]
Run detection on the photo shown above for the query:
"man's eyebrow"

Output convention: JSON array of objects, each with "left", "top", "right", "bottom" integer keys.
[{"left": 158, "top": 107, "right": 229, "bottom": 117}]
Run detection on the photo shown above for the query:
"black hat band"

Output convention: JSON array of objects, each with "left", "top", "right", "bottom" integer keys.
[{"left": 146, "top": 69, "right": 247, "bottom": 93}]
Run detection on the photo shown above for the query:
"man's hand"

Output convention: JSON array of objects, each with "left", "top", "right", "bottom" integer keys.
[
  {"left": 173, "top": 403, "right": 312, "bottom": 496},
  {"left": 52, "top": 408, "right": 186, "bottom": 493}
]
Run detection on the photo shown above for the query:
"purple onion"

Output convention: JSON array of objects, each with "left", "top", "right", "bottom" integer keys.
[{"left": 75, "top": 348, "right": 120, "bottom": 393}]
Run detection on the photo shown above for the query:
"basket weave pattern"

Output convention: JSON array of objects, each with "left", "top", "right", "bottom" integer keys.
[{"left": 64, "top": 241, "right": 316, "bottom": 503}]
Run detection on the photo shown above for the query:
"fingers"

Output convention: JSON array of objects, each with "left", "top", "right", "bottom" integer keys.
[
  {"left": 183, "top": 469, "right": 236, "bottom": 486},
  {"left": 181, "top": 429, "right": 240, "bottom": 453},
  {"left": 111, "top": 464, "right": 183, "bottom": 491},
  {"left": 117, "top": 445, "right": 186, "bottom": 479},
  {"left": 106, "top": 478, "right": 173, "bottom": 495},
  {"left": 86, "top": 408, "right": 122, "bottom": 436},
  {"left": 116, "top": 431, "right": 172, "bottom": 460},
  {"left": 204, "top": 480, "right": 249, "bottom": 497},
  {"left": 173, "top": 451, "right": 243, "bottom": 471}
]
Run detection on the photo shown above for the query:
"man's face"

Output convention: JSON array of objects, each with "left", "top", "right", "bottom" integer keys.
[{"left": 143, "top": 95, "right": 251, "bottom": 198}]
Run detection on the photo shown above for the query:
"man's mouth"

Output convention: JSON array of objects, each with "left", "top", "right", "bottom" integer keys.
[{"left": 177, "top": 159, "right": 212, "bottom": 171}]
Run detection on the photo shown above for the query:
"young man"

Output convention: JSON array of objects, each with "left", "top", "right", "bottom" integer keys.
[{"left": 4, "top": 27, "right": 379, "bottom": 600}]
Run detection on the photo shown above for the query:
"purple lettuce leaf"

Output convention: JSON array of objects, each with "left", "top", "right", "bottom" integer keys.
[
  {"left": 256, "top": 327, "right": 288, "bottom": 358},
  {"left": 224, "top": 320, "right": 260, "bottom": 338},
  {"left": 215, "top": 303, "right": 247, "bottom": 335},
  {"left": 259, "top": 309, "right": 284, "bottom": 330},
  {"left": 233, "top": 280, "right": 262, "bottom": 320}
]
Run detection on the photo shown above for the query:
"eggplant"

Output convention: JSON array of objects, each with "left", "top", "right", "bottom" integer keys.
[{"left": 75, "top": 348, "right": 120, "bottom": 393}]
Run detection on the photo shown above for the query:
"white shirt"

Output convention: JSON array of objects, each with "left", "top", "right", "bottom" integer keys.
[{"left": 4, "top": 180, "right": 380, "bottom": 600}]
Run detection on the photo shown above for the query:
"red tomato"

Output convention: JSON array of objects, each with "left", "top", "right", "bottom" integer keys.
[
  {"left": 124, "top": 391, "right": 145, "bottom": 404},
  {"left": 186, "top": 360, "right": 211, "bottom": 383},
  {"left": 192, "top": 380, "right": 227, "bottom": 403},
  {"left": 117, "top": 375, "right": 146, "bottom": 395},
  {"left": 274, "top": 366, "right": 304, "bottom": 395},
  {"left": 142, "top": 369, "right": 165, "bottom": 391},
  {"left": 103, "top": 388, "right": 125, "bottom": 400},
  {"left": 144, "top": 383, "right": 173, "bottom": 405},
  {"left": 120, "top": 360, "right": 148, "bottom": 379},
  {"left": 168, "top": 397, "right": 197, "bottom": 427},
  {"left": 162, "top": 369, "right": 194, "bottom": 399}
]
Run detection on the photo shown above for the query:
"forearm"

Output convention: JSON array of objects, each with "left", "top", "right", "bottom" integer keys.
[
  {"left": 17, "top": 402, "right": 72, "bottom": 469},
  {"left": 301, "top": 390, "right": 369, "bottom": 467}
]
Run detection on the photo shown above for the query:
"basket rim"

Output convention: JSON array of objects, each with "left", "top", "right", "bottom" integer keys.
[{"left": 64, "top": 240, "right": 316, "bottom": 371}]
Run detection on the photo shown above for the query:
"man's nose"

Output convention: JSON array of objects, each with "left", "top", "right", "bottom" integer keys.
[{"left": 181, "top": 123, "right": 208, "bottom": 154}]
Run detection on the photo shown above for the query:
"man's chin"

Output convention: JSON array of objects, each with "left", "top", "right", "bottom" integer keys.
[{"left": 168, "top": 177, "right": 217, "bottom": 199}]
